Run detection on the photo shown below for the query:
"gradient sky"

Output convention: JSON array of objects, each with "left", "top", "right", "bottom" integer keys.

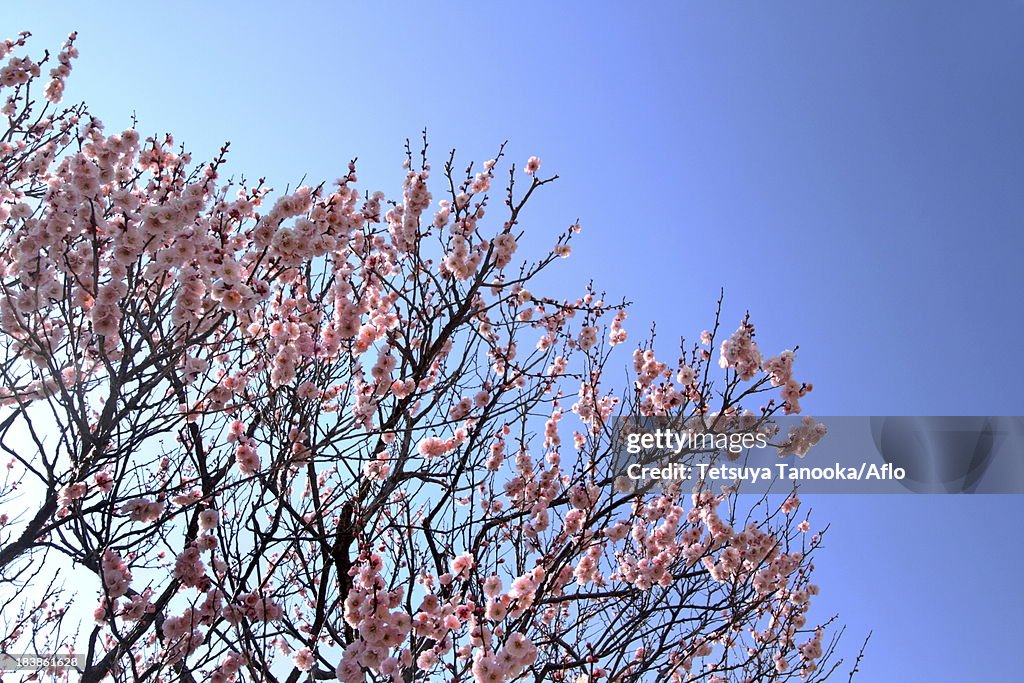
[{"left": 4, "top": 1, "right": 1023, "bottom": 679}]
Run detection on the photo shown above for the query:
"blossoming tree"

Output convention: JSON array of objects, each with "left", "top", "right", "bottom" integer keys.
[{"left": 0, "top": 32, "right": 849, "bottom": 683}]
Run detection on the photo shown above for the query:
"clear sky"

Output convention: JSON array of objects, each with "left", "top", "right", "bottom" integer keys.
[{"left": 4, "top": 1, "right": 1023, "bottom": 679}]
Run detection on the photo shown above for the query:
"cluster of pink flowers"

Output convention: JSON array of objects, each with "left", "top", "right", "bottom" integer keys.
[
  {"left": 292, "top": 647, "right": 315, "bottom": 672},
  {"left": 492, "top": 232, "right": 518, "bottom": 269},
  {"left": 411, "top": 591, "right": 459, "bottom": 642},
  {"left": 609, "top": 309, "right": 628, "bottom": 345},
  {"left": 198, "top": 508, "right": 219, "bottom": 530},
  {"left": 779, "top": 416, "right": 828, "bottom": 456},
  {"left": 0, "top": 32, "right": 30, "bottom": 61},
  {"left": 764, "top": 349, "right": 814, "bottom": 413},
  {"left": 118, "top": 589, "right": 154, "bottom": 622},
  {"left": 335, "top": 553, "right": 413, "bottom": 682},
  {"left": 173, "top": 545, "right": 208, "bottom": 589},
  {"left": 443, "top": 233, "right": 487, "bottom": 280},
  {"left": 417, "top": 435, "right": 455, "bottom": 459},
  {"left": 544, "top": 408, "right": 562, "bottom": 448},
  {"left": 502, "top": 448, "right": 564, "bottom": 543},
  {"left": 209, "top": 652, "right": 245, "bottom": 683},
  {"left": 100, "top": 548, "right": 132, "bottom": 598},
  {"left": 485, "top": 434, "right": 506, "bottom": 471},
  {"left": 751, "top": 550, "right": 804, "bottom": 595},
  {"left": 633, "top": 349, "right": 671, "bottom": 388},
  {"left": 577, "top": 325, "right": 598, "bottom": 350},
  {"left": 572, "top": 380, "right": 619, "bottom": 432},
  {"left": 797, "top": 628, "right": 825, "bottom": 676},
  {"left": 161, "top": 610, "right": 205, "bottom": 663},
  {"left": 573, "top": 544, "right": 605, "bottom": 585},
  {"left": 470, "top": 632, "right": 539, "bottom": 683},
  {"left": 416, "top": 567, "right": 543, "bottom": 682},
  {"left": 718, "top": 321, "right": 762, "bottom": 380},
  {"left": 44, "top": 31, "right": 77, "bottom": 103},
  {"left": 388, "top": 167, "right": 432, "bottom": 253},
  {"left": 450, "top": 552, "right": 475, "bottom": 580},
  {"left": 0, "top": 50, "right": 39, "bottom": 88},
  {"left": 228, "top": 591, "right": 283, "bottom": 623},
  {"left": 119, "top": 497, "right": 164, "bottom": 523},
  {"left": 614, "top": 496, "right": 691, "bottom": 590},
  {"left": 700, "top": 520, "right": 781, "bottom": 584},
  {"left": 59, "top": 480, "right": 88, "bottom": 507},
  {"left": 234, "top": 435, "right": 260, "bottom": 475}
]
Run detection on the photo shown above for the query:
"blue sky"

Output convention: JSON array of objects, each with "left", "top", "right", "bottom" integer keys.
[{"left": 5, "top": 1, "right": 1023, "bottom": 679}]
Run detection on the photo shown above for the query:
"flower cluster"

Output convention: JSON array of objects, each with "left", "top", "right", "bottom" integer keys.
[
  {"left": 336, "top": 553, "right": 413, "bottom": 682},
  {"left": 719, "top": 321, "right": 762, "bottom": 380},
  {"left": 100, "top": 548, "right": 132, "bottom": 598}
]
